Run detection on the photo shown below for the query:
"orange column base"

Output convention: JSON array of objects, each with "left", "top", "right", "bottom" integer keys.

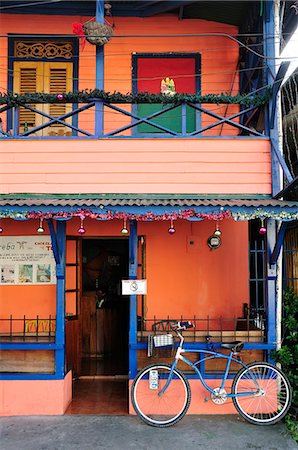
[
  {"left": 129, "top": 379, "right": 236, "bottom": 415},
  {"left": 0, "top": 371, "right": 72, "bottom": 416}
]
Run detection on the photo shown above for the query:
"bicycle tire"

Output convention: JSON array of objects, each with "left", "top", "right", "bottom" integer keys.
[
  {"left": 232, "top": 361, "right": 292, "bottom": 425},
  {"left": 131, "top": 363, "right": 191, "bottom": 427}
]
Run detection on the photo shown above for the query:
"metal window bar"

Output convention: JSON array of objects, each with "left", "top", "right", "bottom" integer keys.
[
  {"left": 0, "top": 315, "right": 56, "bottom": 342},
  {"left": 249, "top": 239, "right": 266, "bottom": 314},
  {"left": 137, "top": 316, "right": 266, "bottom": 343}
]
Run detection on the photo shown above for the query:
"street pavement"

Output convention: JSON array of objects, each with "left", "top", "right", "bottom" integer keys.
[{"left": 0, "top": 415, "right": 297, "bottom": 450}]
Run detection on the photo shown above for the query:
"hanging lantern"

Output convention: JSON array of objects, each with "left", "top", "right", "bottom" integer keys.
[
  {"left": 78, "top": 217, "right": 86, "bottom": 235},
  {"left": 168, "top": 219, "right": 176, "bottom": 235},
  {"left": 37, "top": 218, "right": 45, "bottom": 234},
  {"left": 259, "top": 219, "right": 267, "bottom": 235},
  {"left": 214, "top": 221, "right": 222, "bottom": 236},
  {"left": 121, "top": 219, "right": 129, "bottom": 235}
]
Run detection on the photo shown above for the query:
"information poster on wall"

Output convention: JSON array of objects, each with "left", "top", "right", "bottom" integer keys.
[{"left": 0, "top": 236, "right": 56, "bottom": 285}]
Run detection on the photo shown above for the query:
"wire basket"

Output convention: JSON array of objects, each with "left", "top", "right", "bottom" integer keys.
[
  {"left": 83, "top": 21, "right": 113, "bottom": 46},
  {"left": 148, "top": 333, "right": 174, "bottom": 358},
  {"left": 153, "top": 334, "right": 174, "bottom": 347}
]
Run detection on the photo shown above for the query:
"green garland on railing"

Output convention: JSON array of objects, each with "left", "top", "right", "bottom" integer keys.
[{"left": 0, "top": 88, "right": 271, "bottom": 107}]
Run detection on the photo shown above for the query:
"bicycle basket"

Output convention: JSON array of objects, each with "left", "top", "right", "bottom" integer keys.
[{"left": 153, "top": 334, "right": 174, "bottom": 347}]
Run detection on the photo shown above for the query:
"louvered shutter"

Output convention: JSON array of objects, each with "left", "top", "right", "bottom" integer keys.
[
  {"left": 44, "top": 63, "right": 73, "bottom": 136},
  {"left": 14, "top": 61, "right": 73, "bottom": 136},
  {"left": 13, "top": 62, "right": 43, "bottom": 133}
]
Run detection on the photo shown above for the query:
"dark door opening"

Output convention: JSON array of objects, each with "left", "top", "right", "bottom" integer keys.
[{"left": 81, "top": 238, "right": 129, "bottom": 376}]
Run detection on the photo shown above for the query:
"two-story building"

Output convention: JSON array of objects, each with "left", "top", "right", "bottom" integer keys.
[{"left": 0, "top": 0, "right": 297, "bottom": 416}]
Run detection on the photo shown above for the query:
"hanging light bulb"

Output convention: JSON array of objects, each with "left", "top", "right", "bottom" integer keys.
[
  {"left": 78, "top": 217, "right": 86, "bottom": 235},
  {"left": 259, "top": 219, "right": 267, "bottom": 235},
  {"left": 168, "top": 219, "right": 176, "bottom": 235},
  {"left": 214, "top": 221, "right": 221, "bottom": 236},
  {"left": 121, "top": 219, "right": 129, "bottom": 235},
  {"left": 37, "top": 218, "right": 45, "bottom": 234}
]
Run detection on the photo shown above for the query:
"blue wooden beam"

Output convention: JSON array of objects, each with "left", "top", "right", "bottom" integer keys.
[
  {"left": 129, "top": 220, "right": 138, "bottom": 379},
  {"left": 271, "top": 138, "right": 294, "bottom": 184},
  {"left": 95, "top": 0, "right": 104, "bottom": 136},
  {"left": 270, "top": 61, "right": 290, "bottom": 129},
  {"left": 20, "top": 104, "right": 94, "bottom": 137},
  {"left": 270, "top": 222, "right": 288, "bottom": 266},
  {"left": 266, "top": 219, "right": 277, "bottom": 363},
  {"left": 55, "top": 220, "right": 66, "bottom": 379},
  {"left": 47, "top": 219, "right": 60, "bottom": 265},
  {"left": 263, "top": 0, "right": 281, "bottom": 196},
  {"left": 104, "top": 102, "right": 179, "bottom": 136}
]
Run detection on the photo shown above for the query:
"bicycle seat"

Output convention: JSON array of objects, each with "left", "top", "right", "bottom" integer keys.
[{"left": 221, "top": 341, "right": 244, "bottom": 352}]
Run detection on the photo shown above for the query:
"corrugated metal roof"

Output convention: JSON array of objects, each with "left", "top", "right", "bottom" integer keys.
[{"left": 0, "top": 196, "right": 298, "bottom": 209}]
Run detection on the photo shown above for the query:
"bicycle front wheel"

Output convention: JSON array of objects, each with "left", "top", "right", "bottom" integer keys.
[
  {"left": 232, "top": 362, "right": 292, "bottom": 425},
  {"left": 131, "top": 363, "right": 191, "bottom": 427}
]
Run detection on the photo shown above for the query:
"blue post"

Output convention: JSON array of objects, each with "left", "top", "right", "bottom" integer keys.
[
  {"left": 95, "top": 0, "right": 104, "bottom": 136},
  {"left": 263, "top": 0, "right": 281, "bottom": 196},
  {"left": 266, "top": 219, "right": 277, "bottom": 364},
  {"left": 181, "top": 102, "right": 187, "bottom": 136},
  {"left": 129, "top": 220, "right": 138, "bottom": 379},
  {"left": 13, "top": 107, "right": 19, "bottom": 137},
  {"left": 55, "top": 220, "right": 66, "bottom": 378}
]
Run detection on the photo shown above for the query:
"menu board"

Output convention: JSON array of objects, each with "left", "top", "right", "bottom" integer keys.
[{"left": 0, "top": 236, "right": 56, "bottom": 285}]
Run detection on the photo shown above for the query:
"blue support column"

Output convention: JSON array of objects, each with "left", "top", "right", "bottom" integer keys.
[
  {"left": 266, "top": 219, "right": 277, "bottom": 364},
  {"left": 55, "top": 221, "right": 66, "bottom": 378},
  {"left": 129, "top": 220, "right": 138, "bottom": 379},
  {"left": 181, "top": 102, "right": 187, "bottom": 136},
  {"left": 95, "top": 0, "right": 104, "bottom": 134},
  {"left": 263, "top": 0, "right": 281, "bottom": 196}
]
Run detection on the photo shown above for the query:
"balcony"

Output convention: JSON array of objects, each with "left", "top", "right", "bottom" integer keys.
[{"left": 0, "top": 93, "right": 269, "bottom": 139}]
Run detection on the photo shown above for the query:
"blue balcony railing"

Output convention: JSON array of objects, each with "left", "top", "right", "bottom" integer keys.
[{"left": 0, "top": 99, "right": 267, "bottom": 139}]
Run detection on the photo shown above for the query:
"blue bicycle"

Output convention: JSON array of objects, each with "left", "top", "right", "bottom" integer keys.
[{"left": 131, "top": 321, "right": 292, "bottom": 427}]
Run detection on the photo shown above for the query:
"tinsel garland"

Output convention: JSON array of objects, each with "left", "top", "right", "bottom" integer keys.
[
  {"left": 0, "top": 209, "right": 298, "bottom": 221},
  {"left": 0, "top": 89, "right": 271, "bottom": 108}
]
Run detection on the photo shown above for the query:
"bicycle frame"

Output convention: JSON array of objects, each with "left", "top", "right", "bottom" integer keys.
[{"left": 160, "top": 332, "right": 260, "bottom": 399}]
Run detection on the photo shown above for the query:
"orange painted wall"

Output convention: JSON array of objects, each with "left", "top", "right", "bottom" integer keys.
[
  {"left": 0, "top": 220, "right": 56, "bottom": 333},
  {"left": 0, "top": 138, "right": 271, "bottom": 195},
  {"left": 0, "top": 217, "right": 249, "bottom": 325},
  {"left": 0, "top": 370, "right": 72, "bottom": 416},
  {"left": 0, "top": 14, "right": 240, "bottom": 135}
]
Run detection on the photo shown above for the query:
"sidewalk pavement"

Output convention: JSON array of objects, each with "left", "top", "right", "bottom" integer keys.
[{"left": 0, "top": 415, "right": 297, "bottom": 450}]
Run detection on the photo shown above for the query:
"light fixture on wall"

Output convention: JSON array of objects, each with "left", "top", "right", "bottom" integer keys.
[
  {"left": 0, "top": 226, "right": 3, "bottom": 234},
  {"left": 168, "top": 219, "right": 176, "bottom": 235},
  {"left": 78, "top": 217, "right": 86, "bottom": 235},
  {"left": 121, "top": 219, "right": 129, "bottom": 235},
  {"left": 37, "top": 218, "right": 45, "bottom": 234}
]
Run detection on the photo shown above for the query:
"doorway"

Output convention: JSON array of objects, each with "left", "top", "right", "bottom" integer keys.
[
  {"left": 81, "top": 238, "right": 129, "bottom": 376},
  {"left": 65, "top": 237, "right": 130, "bottom": 415}
]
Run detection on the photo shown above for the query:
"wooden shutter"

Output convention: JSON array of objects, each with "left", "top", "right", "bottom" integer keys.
[
  {"left": 44, "top": 63, "right": 73, "bottom": 136},
  {"left": 14, "top": 61, "right": 73, "bottom": 136},
  {"left": 13, "top": 62, "right": 43, "bottom": 133}
]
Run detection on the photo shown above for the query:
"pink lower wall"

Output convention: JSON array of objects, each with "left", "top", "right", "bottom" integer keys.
[{"left": 0, "top": 370, "right": 72, "bottom": 416}]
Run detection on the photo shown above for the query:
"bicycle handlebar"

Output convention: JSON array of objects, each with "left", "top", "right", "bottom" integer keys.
[{"left": 174, "top": 321, "right": 194, "bottom": 331}]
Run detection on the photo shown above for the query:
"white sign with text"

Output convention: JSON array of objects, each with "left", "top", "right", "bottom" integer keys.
[{"left": 0, "top": 236, "right": 56, "bottom": 285}]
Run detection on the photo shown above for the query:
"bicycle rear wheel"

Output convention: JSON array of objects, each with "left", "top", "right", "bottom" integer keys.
[
  {"left": 232, "top": 362, "right": 292, "bottom": 425},
  {"left": 131, "top": 363, "right": 191, "bottom": 427}
]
